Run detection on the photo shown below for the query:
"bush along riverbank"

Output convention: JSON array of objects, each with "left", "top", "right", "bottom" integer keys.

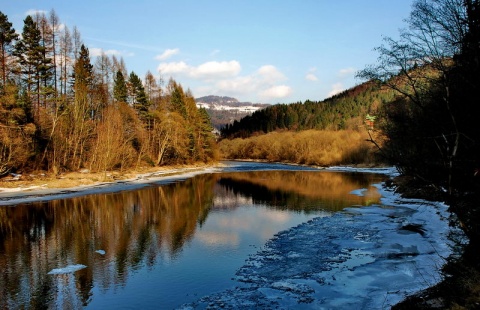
[{"left": 393, "top": 177, "right": 480, "bottom": 309}]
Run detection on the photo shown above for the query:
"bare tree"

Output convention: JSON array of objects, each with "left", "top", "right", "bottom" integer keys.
[
  {"left": 59, "top": 25, "right": 72, "bottom": 96},
  {"left": 357, "top": 0, "right": 479, "bottom": 193},
  {"left": 72, "top": 25, "right": 82, "bottom": 61},
  {"left": 49, "top": 9, "right": 60, "bottom": 97},
  {"left": 94, "top": 50, "right": 112, "bottom": 107}
]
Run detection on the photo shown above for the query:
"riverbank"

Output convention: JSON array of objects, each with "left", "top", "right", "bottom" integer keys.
[
  {"left": 392, "top": 177, "right": 480, "bottom": 309},
  {"left": 0, "top": 163, "right": 223, "bottom": 205}
]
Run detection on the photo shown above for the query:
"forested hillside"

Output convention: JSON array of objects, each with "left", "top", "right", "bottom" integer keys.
[
  {"left": 217, "top": 81, "right": 394, "bottom": 166},
  {"left": 220, "top": 81, "right": 396, "bottom": 138},
  {"left": 0, "top": 10, "right": 217, "bottom": 176}
]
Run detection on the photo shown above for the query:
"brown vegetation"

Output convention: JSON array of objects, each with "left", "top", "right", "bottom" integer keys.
[{"left": 219, "top": 129, "right": 382, "bottom": 166}]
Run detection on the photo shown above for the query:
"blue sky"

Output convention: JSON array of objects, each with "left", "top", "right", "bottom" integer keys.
[{"left": 2, "top": 0, "right": 414, "bottom": 104}]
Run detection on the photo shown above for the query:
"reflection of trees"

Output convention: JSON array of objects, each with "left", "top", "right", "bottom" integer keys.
[
  {"left": 0, "top": 170, "right": 385, "bottom": 308},
  {"left": 0, "top": 174, "right": 215, "bottom": 309},
  {"left": 216, "top": 171, "right": 385, "bottom": 212}
]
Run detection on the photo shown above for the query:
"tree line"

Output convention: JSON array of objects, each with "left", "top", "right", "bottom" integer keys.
[{"left": 0, "top": 10, "right": 218, "bottom": 176}]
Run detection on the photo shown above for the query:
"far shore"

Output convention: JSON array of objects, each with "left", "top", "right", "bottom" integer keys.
[{"left": 0, "top": 163, "right": 225, "bottom": 205}]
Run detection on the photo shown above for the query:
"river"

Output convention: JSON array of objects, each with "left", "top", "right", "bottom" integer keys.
[{"left": 0, "top": 161, "right": 465, "bottom": 309}]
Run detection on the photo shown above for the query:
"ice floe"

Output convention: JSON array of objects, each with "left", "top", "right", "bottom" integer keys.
[{"left": 48, "top": 264, "right": 87, "bottom": 275}]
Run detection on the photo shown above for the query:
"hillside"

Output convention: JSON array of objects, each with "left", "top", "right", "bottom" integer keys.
[
  {"left": 195, "top": 96, "right": 270, "bottom": 130},
  {"left": 220, "top": 81, "right": 396, "bottom": 138}
]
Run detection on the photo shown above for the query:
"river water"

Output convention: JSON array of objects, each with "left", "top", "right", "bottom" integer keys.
[{"left": 0, "top": 162, "right": 465, "bottom": 309}]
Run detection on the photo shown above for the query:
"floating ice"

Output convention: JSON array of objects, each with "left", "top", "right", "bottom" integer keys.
[
  {"left": 350, "top": 188, "right": 367, "bottom": 196},
  {"left": 95, "top": 250, "right": 106, "bottom": 255},
  {"left": 48, "top": 264, "right": 87, "bottom": 275},
  {"left": 180, "top": 176, "right": 467, "bottom": 309},
  {"left": 327, "top": 166, "right": 399, "bottom": 176}
]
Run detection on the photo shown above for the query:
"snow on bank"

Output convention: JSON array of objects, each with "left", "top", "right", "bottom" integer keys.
[
  {"left": 180, "top": 181, "right": 467, "bottom": 309},
  {"left": 0, "top": 166, "right": 222, "bottom": 206}
]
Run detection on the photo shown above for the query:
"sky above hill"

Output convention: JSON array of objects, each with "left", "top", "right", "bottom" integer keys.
[{"left": 2, "top": 0, "right": 414, "bottom": 104}]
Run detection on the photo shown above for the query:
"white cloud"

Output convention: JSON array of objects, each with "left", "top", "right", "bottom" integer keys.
[
  {"left": 155, "top": 48, "right": 179, "bottom": 61},
  {"left": 328, "top": 82, "right": 344, "bottom": 97},
  {"left": 158, "top": 61, "right": 190, "bottom": 74},
  {"left": 257, "top": 65, "right": 286, "bottom": 82},
  {"left": 215, "top": 76, "right": 256, "bottom": 93},
  {"left": 305, "top": 73, "right": 318, "bottom": 81},
  {"left": 260, "top": 85, "right": 292, "bottom": 100},
  {"left": 89, "top": 47, "right": 132, "bottom": 57},
  {"left": 193, "top": 61, "right": 241, "bottom": 79},
  {"left": 158, "top": 60, "right": 241, "bottom": 79},
  {"left": 208, "top": 65, "right": 290, "bottom": 100},
  {"left": 25, "top": 9, "right": 47, "bottom": 16},
  {"left": 338, "top": 67, "right": 356, "bottom": 77}
]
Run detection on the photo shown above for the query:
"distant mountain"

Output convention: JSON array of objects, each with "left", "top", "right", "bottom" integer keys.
[
  {"left": 196, "top": 96, "right": 239, "bottom": 105},
  {"left": 195, "top": 95, "right": 270, "bottom": 130}
]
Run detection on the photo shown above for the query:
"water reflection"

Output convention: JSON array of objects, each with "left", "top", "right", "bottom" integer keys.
[
  {"left": 216, "top": 171, "right": 383, "bottom": 211},
  {"left": 0, "top": 170, "right": 386, "bottom": 309}
]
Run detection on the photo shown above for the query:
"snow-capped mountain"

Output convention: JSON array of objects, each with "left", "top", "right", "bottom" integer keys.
[{"left": 195, "top": 96, "right": 269, "bottom": 129}]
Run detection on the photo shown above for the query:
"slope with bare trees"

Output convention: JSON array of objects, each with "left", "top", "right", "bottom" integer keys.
[{"left": 0, "top": 10, "right": 218, "bottom": 177}]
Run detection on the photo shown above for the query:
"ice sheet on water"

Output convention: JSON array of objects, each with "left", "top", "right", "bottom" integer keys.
[
  {"left": 47, "top": 264, "right": 87, "bottom": 275},
  {"left": 180, "top": 177, "right": 467, "bottom": 310},
  {"left": 328, "top": 166, "right": 400, "bottom": 176}
]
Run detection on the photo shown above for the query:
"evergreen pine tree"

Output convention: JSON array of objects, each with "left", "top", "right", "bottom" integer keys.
[
  {"left": 72, "top": 44, "right": 93, "bottom": 119},
  {"left": 168, "top": 79, "right": 187, "bottom": 118},
  {"left": 14, "top": 15, "right": 44, "bottom": 113},
  {"left": 0, "top": 11, "right": 19, "bottom": 89},
  {"left": 129, "top": 71, "right": 148, "bottom": 113},
  {"left": 113, "top": 70, "right": 127, "bottom": 103}
]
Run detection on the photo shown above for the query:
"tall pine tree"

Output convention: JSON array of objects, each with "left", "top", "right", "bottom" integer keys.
[
  {"left": 14, "top": 15, "right": 45, "bottom": 115},
  {"left": 113, "top": 70, "right": 127, "bottom": 103},
  {"left": 129, "top": 71, "right": 148, "bottom": 114},
  {"left": 0, "top": 11, "right": 18, "bottom": 89}
]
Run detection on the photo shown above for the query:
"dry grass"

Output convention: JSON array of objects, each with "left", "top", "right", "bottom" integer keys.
[
  {"left": 219, "top": 129, "right": 382, "bottom": 166},
  {"left": 0, "top": 163, "right": 214, "bottom": 190}
]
